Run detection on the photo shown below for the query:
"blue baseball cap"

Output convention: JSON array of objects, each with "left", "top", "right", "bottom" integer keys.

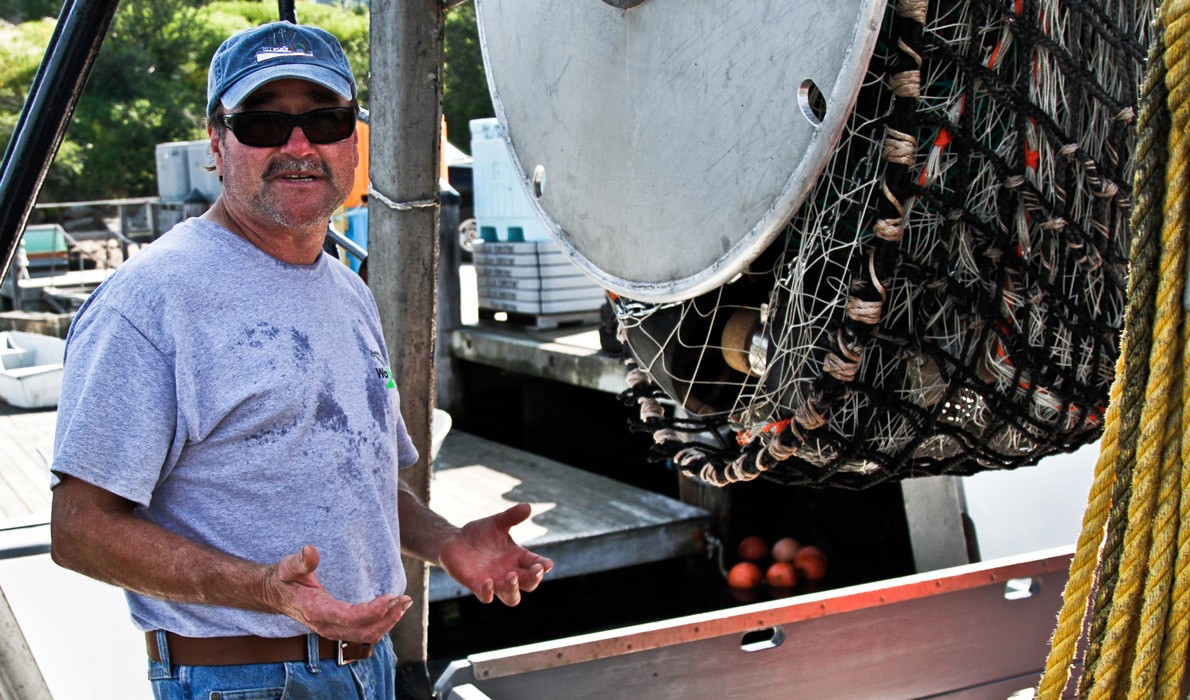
[{"left": 207, "top": 21, "right": 356, "bottom": 117}]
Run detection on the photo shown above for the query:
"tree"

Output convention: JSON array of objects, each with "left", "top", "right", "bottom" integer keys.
[
  {"left": 443, "top": 2, "right": 492, "bottom": 154},
  {"left": 55, "top": 0, "right": 213, "bottom": 200},
  {"left": 0, "top": 0, "right": 370, "bottom": 202},
  {"left": 0, "top": 0, "right": 61, "bottom": 24},
  {"left": 1, "top": 0, "right": 476, "bottom": 202},
  {"left": 0, "top": 17, "right": 76, "bottom": 195}
]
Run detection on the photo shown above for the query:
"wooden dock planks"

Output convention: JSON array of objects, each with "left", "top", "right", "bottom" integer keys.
[
  {"left": 450, "top": 325, "right": 628, "bottom": 395},
  {"left": 0, "top": 402, "right": 53, "bottom": 525},
  {"left": 429, "top": 431, "right": 709, "bottom": 602},
  {"left": 0, "top": 409, "right": 710, "bottom": 602}
]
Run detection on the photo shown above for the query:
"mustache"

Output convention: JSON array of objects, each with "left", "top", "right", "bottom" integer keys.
[{"left": 263, "top": 157, "right": 330, "bottom": 178}]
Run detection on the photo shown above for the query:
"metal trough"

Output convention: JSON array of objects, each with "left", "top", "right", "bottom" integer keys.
[{"left": 436, "top": 547, "right": 1073, "bottom": 699}]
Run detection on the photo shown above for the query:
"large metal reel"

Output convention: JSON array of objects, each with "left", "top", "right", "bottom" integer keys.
[{"left": 474, "top": 0, "right": 886, "bottom": 303}]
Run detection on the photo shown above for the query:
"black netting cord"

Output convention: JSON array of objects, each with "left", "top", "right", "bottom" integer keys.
[{"left": 616, "top": 0, "right": 1137, "bottom": 488}]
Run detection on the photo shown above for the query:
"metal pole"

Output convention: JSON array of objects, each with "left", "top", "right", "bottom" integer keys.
[
  {"left": 277, "top": 0, "right": 296, "bottom": 24},
  {"left": 0, "top": 0, "right": 121, "bottom": 285},
  {"left": 0, "top": 588, "right": 52, "bottom": 700},
  {"left": 370, "top": 0, "right": 443, "bottom": 697},
  {"left": 436, "top": 186, "right": 463, "bottom": 416}
]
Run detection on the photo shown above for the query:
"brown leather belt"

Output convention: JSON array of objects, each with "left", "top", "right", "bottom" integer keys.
[{"left": 145, "top": 631, "right": 374, "bottom": 666}]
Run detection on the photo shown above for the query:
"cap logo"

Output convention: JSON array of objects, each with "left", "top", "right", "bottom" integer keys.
[{"left": 255, "top": 29, "right": 314, "bottom": 63}]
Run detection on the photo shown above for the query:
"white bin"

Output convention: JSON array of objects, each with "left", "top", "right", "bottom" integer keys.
[
  {"left": 154, "top": 142, "right": 191, "bottom": 203},
  {"left": 183, "top": 140, "right": 222, "bottom": 204}
]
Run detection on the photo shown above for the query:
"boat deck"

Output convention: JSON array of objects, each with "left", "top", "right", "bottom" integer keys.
[
  {"left": 0, "top": 404, "right": 708, "bottom": 593},
  {"left": 0, "top": 264, "right": 707, "bottom": 582},
  {"left": 0, "top": 401, "right": 53, "bottom": 527},
  {"left": 430, "top": 431, "right": 708, "bottom": 601},
  {"left": 0, "top": 401, "right": 707, "bottom": 698}
]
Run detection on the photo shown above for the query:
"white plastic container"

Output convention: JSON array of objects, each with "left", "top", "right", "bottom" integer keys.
[
  {"left": 155, "top": 142, "right": 191, "bottom": 203},
  {"left": 478, "top": 297, "right": 604, "bottom": 315},
  {"left": 469, "top": 118, "right": 549, "bottom": 242},
  {"left": 476, "top": 286, "right": 605, "bottom": 304},
  {"left": 475, "top": 272, "right": 600, "bottom": 291},
  {"left": 183, "top": 140, "right": 223, "bottom": 204}
]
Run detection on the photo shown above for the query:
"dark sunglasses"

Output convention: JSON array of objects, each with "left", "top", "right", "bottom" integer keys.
[{"left": 220, "top": 107, "right": 358, "bottom": 148}]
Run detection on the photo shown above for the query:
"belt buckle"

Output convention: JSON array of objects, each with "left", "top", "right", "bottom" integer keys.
[{"left": 337, "top": 641, "right": 370, "bottom": 666}]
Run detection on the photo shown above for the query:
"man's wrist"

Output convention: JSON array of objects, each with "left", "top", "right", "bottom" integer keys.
[
  {"left": 431, "top": 526, "right": 465, "bottom": 568},
  {"left": 397, "top": 486, "right": 461, "bottom": 566},
  {"left": 254, "top": 562, "right": 284, "bottom": 615}
]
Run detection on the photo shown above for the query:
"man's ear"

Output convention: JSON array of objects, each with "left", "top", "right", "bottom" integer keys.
[{"left": 208, "top": 125, "right": 224, "bottom": 178}]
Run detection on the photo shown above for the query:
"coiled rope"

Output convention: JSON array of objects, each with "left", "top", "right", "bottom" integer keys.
[{"left": 1038, "top": 1, "right": 1190, "bottom": 696}]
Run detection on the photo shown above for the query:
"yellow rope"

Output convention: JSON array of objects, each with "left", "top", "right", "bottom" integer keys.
[
  {"left": 1127, "top": 380, "right": 1182, "bottom": 697},
  {"left": 1155, "top": 5, "right": 1190, "bottom": 693},
  {"left": 1039, "top": 1, "right": 1190, "bottom": 695},
  {"left": 1038, "top": 360, "right": 1125, "bottom": 696},
  {"left": 1104, "top": 129, "right": 1190, "bottom": 690},
  {"left": 1155, "top": 316, "right": 1190, "bottom": 699}
]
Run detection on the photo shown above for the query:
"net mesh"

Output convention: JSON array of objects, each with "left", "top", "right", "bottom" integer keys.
[{"left": 615, "top": 0, "right": 1155, "bottom": 488}]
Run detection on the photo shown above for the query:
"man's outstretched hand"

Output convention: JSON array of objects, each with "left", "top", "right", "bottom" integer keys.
[
  {"left": 265, "top": 544, "right": 412, "bottom": 644},
  {"left": 438, "top": 503, "right": 554, "bottom": 606}
]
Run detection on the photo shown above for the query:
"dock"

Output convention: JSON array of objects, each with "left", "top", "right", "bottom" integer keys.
[
  {"left": 429, "top": 431, "right": 707, "bottom": 601},
  {"left": 450, "top": 325, "right": 626, "bottom": 395},
  {"left": 0, "top": 370, "right": 708, "bottom": 580},
  {"left": 0, "top": 401, "right": 53, "bottom": 527},
  {"left": 0, "top": 262, "right": 713, "bottom": 697},
  {"left": 0, "top": 261, "right": 707, "bottom": 572}
]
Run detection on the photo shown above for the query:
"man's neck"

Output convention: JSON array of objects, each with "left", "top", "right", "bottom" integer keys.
[{"left": 202, "top": 200, "right": 327, "bottom": 266}]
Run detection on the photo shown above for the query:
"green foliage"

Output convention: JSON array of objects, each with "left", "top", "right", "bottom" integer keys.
[
  {"left": 1, "top": 1, "right": 480, "bottom": 201},
  {"left": 0, "top": 18, "right": 56, "bottom": 121},
  {"left": 56, "top": 0, "right": 213, "bottom": 200},
  {"left": 0, "top": 18, "right": 70, "bottom": 192},
  {"left": 443, "top": 2, "right": 492, "bottom": 153},
  {"left": 0, "top": 0, "right": 61, "bottom": 24},
  {"left": 2, "top": 0, "right": 370, "bottom": 202}
]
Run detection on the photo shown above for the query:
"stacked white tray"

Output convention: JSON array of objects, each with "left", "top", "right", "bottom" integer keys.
[{"left": 473, "top": 241, "right": 605, "bottom": 316}]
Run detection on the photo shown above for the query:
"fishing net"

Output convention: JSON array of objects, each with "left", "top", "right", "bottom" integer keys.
[{"left": 616, "top": 0, "right": 1155, "bottom": 488}]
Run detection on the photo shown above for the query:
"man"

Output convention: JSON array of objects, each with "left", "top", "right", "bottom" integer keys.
[{"left": 49, "top": 21, "right": 552, "bottom": 699}]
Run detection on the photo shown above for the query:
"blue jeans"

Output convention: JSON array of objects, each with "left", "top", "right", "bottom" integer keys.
[{"left": 147, "top": 632, "right": 396, "bottom": 700}]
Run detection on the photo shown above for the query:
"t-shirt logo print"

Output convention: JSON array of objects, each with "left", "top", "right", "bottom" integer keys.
[
  {"left": 371, "top": 351, "right": 396, "bottom": 390},
  {"left": 256, "top": 30, "right": 314, "bottom": 63}
]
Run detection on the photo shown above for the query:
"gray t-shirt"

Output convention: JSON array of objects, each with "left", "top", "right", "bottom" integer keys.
[{"left": 52, "top": 218, "right": 419, "bottom": 638}]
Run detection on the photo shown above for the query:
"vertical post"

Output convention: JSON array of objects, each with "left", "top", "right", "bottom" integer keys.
[
  {"left": 678, "top": 475, "right": 732, "bottom": 545},
  {"left": 277, "top": 0, "right": 296, "bottom": 24},
  {"left": 0, "top": 588, "right": 52, "bottom": 700},
  {"left": 370, "top": 0, "right": 443, "bottom": 696},
  {"left": 436, "top": 185, "right": 463, "bottom": 415},
  {"left": 900, "top": 476, "right": 979, "bottom": 572},
  {"left": 5, "top": 254, "right": 22, "bottom": 312},
  {"left": 145, "top": 201, "right": 157, "bottom": 243},
  {"left": 117, "top": 203, "right": 129, "bottom": 241}
]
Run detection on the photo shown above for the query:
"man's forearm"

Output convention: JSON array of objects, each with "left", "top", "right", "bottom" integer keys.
[
  {"left": 51, "top": 475, "right": 410, "bottom": 643},
  {"left": 50, "top": 476, "right": 276, "bottom": 613},
  {"left": 395, "top": 480, "right": 461, "bottom": 566}
]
